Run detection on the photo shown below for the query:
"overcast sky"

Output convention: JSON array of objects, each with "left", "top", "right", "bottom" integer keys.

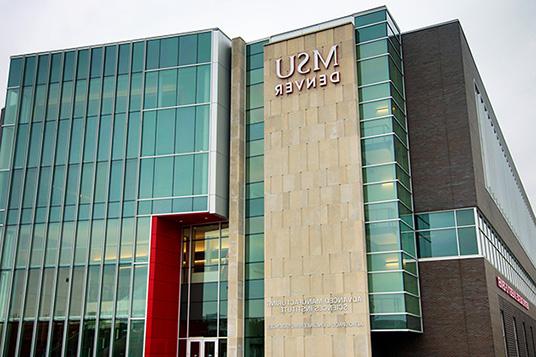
[{"left": 1, "top": 0, "right": 535, "bottom": 211}]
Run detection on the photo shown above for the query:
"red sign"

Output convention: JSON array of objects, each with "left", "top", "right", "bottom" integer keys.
[{"left": 497, "top": 276, "right": 529, "bottom": 310}]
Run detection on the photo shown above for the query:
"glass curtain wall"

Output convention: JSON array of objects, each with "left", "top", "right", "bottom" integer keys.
[
  {"left": 354, "top": 9, "right": 422, "bottom": 332},
  {"left": 178, "top": 222, "right": 228, "bottom": 356},
  {"left": 0, "top": 30, "right": 212, "bottom": 356},
  {"left": 244, "top": 40, "right": 266, "bottom": 357}
]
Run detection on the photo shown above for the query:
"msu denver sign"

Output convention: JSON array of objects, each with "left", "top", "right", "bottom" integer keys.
[{"left": 274, "top": 44, "right": 341, "bottom": 96}]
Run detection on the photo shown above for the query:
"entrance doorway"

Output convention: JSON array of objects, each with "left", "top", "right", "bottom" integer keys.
[{"left": 187, "top": 338, "right": 218, "bottom": 357}]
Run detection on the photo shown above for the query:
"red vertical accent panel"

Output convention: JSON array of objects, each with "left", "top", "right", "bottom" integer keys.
[{"left": 145, "top": 216, "right": 181, "bottom": 356}]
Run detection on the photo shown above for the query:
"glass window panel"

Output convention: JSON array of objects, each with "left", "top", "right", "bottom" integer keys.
[
  {"left": 361, "top": 135, "right": 394, "bottom": 166},
  {"left": 139, "top": 159, "right": 154, "bottom": 198},
  {"left": 416, "top": 211, "right": 455, "bottom": 230},
  {"left": 247, "top": 53, "right": 263, "bottom": 71},
  {"left": 141, "top": 110, "right": 156, "bottom": 156},
  {"left": 80, "top": 320, "right": 96, "bottom": 357},
  {"left": 85, "top": 265, "right": 101, "bottom": 317},
  {"left": 19, "top": 86, "right": 33, "bottom": 124},
  {"left": 196, "top": 66, "right": 210, "bottom": 103},
  {"left": 75, "top": 220, "right": 90, "bottom": 264},
  {"left": 88, "top": 78, "right": 102, "bottom": 116},
  {"left": 173, "top": 155, "right": 194, "bottom": 196},
  {"left": 193, "top": 153, "right": 208, "bottom": 195},
  {"left": 359, "top": 81, "right": 390, "bottom": 102},
  {"left": 116, "top": 266, "right": 131, "bottom": 316},
  {"left": 65, "top": 321, "right": 80, "bottom": 356},
  {"left": 456, "top": 209, "right": 475, "bottom": 226},
  {"left": 246, "top": 156, "right": 263, "bottom": 183},
  {"left": 355, "top": 10, "right": 387, "bottom": 27},
  {"left": 19, "top": 323, "right": 34, "bottom": 356},
  {"left": 160, "top": 37, "right": 179, "bottom": 68},
  {"left": 132, "top": 265, "right": 148, "bottom": 317},
  {"left": 129, "top": 72, "right": 142, "bottom": 111},
  {"left": 360, "top": 99, "right": 390, "bottom": 119},
  {"left": 60, "top": 81, "right": 74, "bottom": 119},
  {"left": 177, "top": 67, "right": 196, "bottom": 105},
  {"left": 246, "top": 83, "right": 263, "bottom": 109},
  {"left": 54, "top": 120, "right": 69, "bottom": 165},
  {"left": 369, "top": 293, "right": 404, "bottom": 313},
  {"left": 94, "top": 161, "right": 109, "bottom": 204},
  {"left": 48, "top": 53, "right": 62, "bottom": 83},
  {"left": 14, "top": 124, "right": 29, "bottom": 169},
  {"left": 135, "top": 217, "right": 150, "bottom": 261},
  {"left": 246, "top": 107, "right": 264, "bottom": 125},
  {"left": 144, "top": 71, "right": 158, "bottom": 109},
  {"left": 357, "top": 39, "right": 388, "bottom": 59},
  {"left": 97, "top": 115, "right": 112, "bottom": 161},
  {"left": 90, "top": 220, "right": 106, "bottom": 264},
  {"left": 123, "top": 159, "right": 137, "bottom": 201},
  {"left": 357, "top": 23, "right": 387, "bottom": 43},
  {"left": 59, "top": 221, "right": 76, "bottom": 265},
  {"left": 112, "top": 113, "right": 127, "bottom": 160},
  {"left": 154, "top": 157, "right": 173, "bottom": 197},
  {"left": 364, "top": 201, "right": 399, "bottom": 222},
  {"left": 105, "top": 218, "right": 120, "bottom": 263},
  {"left": 4, "top": 89, "right": 19, "bottom": 125},
  {"left": 127, "top": 111, "right": 141, "bottom": 158},
  {"left": 100, "top": 265, "right": 116, "bottom": 317},
  {"left": 246, "top": 182, "right": 263, "bottom": 199},
  {"left": 128, "top": 320, "right": 144, "bottom": 357},
  {"left": 132, "top": 41, "right": 144, "bottom": 73},
  {"left": 188, "top": 302, "right": 218, "bottom": 336},
  {"left": 90, "top": 47, "right": 103, "bottom": 78},
  {"left": 8, "top": 57, "right": 24, "bottom": 87},
  {"left": 69, "top": 266, "right": 85, "bottom": 317},
  {"left": 9, "top": 269, "right": 26, "bottom": 318},
  {"left": 245, "top": 279, "right": 264, "bottom": 299},
  {"left": 368, "top": 252, "right": 402, "bottom": 271},
  {"left": 197, "top": 32, "right": 212, "bottom": 63},
  {"left": 102, "top": 76, "right": 116, "bottom": 115},
  {"left": 113, "top": 319, "right": 128, "bottom": 356},
  {"left": 69, "top": 118, "right": 84, "bottom": 163},
  {"left": 245, "top": 216, "right": 264, "bottom": 235},
  {"left": 363, "top": 163, "right": 395, "bottom": 183},
  {"left": 368, "top": 271, "right": 403, "bottom": 292},
  {"left": 29, "top": 224, "right": 46, "bottom": 267},
  {"left": 39, "top": 268, "right": 54, "bottom": 318},
  {"left": 15, "top": 225, "right": 31, "bottom": 267},
  {"left": 458, "top": 227, "right": 478, "bottom": 255},
  {"left": 146, "top": 39, "right": 160, "bottom": 70},
  {"left": 179, "top": 34, "right": 197, "bottom": 65},
  {"left": 62, "top": 51, "right": 75, "bottom": 82},
  {"left": 118, "top": 43, "right": 131, "bottom": 74},
  {"left": 246, "top": 262, "right": 264, "bottom": 279},
  {"left": 0, "top": 126, "right": 14, "bottom": 170},
  {"left": 44, "top": 83, "right": 60, "bottom": 120},
  {"left": 22, "top": 167, "right": 38, "bottom": 207},
  {"left": 104, "top": 45, "right": 117, "bottom": 76},
  {"left": 176, "top": 106, "right": 195, "bottom": 153},
  {"left": 418, "top": 229, "right": 458, "bottom": 258},
  {"left": 156, "top": 109, "right": 176, "bottom": 154},
  {"left": 158, "top": 69, "right": 177, "bottom": 107},
  {"left": 74, "top": 79, "right": 88, "bottom": 118},
  {"left": 54, "top": 267, "right": 70, "bottom": 317},
  {"left": 50, "top": 165, "right": 66, "bottom": 207},
  {"left": 115, "top": 74, "right": 129, "bottom": 113},
  {"left": 32, "top": 84, "right": 47, "bottom": 122},
  {"left": 23, "top": 56, "right": 37, "bottom": 86},
  {"left": 77, "top": 49, "right": 89, "bottom": 79},
  {"left": 358, "top": 56, "right": 389, "bottom": 86},
  {"left": 195, "top": 105, "right": 209, "bottom": 151},
  {"left": 364, "top": 181, "right": 396, "bottom": 202},
  {"left": 247, "top": 68, "right": 264, "bottom": 86}
]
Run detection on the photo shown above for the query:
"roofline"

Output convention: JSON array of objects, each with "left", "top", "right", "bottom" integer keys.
[
  {"left": 10, "top": 27, "right": 231, "bottom": 59},
  {"left": 402, "top": 19, "right": 460, "bottom": 35}
]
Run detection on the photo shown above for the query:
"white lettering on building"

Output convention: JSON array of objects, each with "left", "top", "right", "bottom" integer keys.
[{"left": 274, "top": 44, "right": 341, "bottom": 96}]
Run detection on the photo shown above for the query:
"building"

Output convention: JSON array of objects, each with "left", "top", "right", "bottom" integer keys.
[{"left": 0, "top": 5, "right": 535, "bottom": 356}]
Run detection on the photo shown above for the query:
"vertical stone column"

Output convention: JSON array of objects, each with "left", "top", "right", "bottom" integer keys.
[
  {"left": 263, "top": 23, "right": 372, "bottom": 356},
  {"left": 227, "top": 37, "right": 246, "bottom": 357}
]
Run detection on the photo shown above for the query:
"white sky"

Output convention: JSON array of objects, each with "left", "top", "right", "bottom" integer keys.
[{"left": 1, "top": 0, "right": 535, "bottom": 211}]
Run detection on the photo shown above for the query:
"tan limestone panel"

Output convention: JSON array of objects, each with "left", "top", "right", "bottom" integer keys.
[{"left": 264, "top": 23, "right": 371, "bottom": 356}]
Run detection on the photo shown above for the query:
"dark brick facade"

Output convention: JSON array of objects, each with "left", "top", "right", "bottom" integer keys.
[{"left": 371, "top": 21, "right": 536, "bottom": 357}]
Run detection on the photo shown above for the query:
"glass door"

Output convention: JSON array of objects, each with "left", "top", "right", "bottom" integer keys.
[{"left": 187, "top": 338, "right": 218, "bottom": 357}]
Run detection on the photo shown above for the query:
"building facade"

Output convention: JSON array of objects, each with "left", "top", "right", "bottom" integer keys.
[{"left": 0, "top": 6, "right": 534, "bottom": 357}]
